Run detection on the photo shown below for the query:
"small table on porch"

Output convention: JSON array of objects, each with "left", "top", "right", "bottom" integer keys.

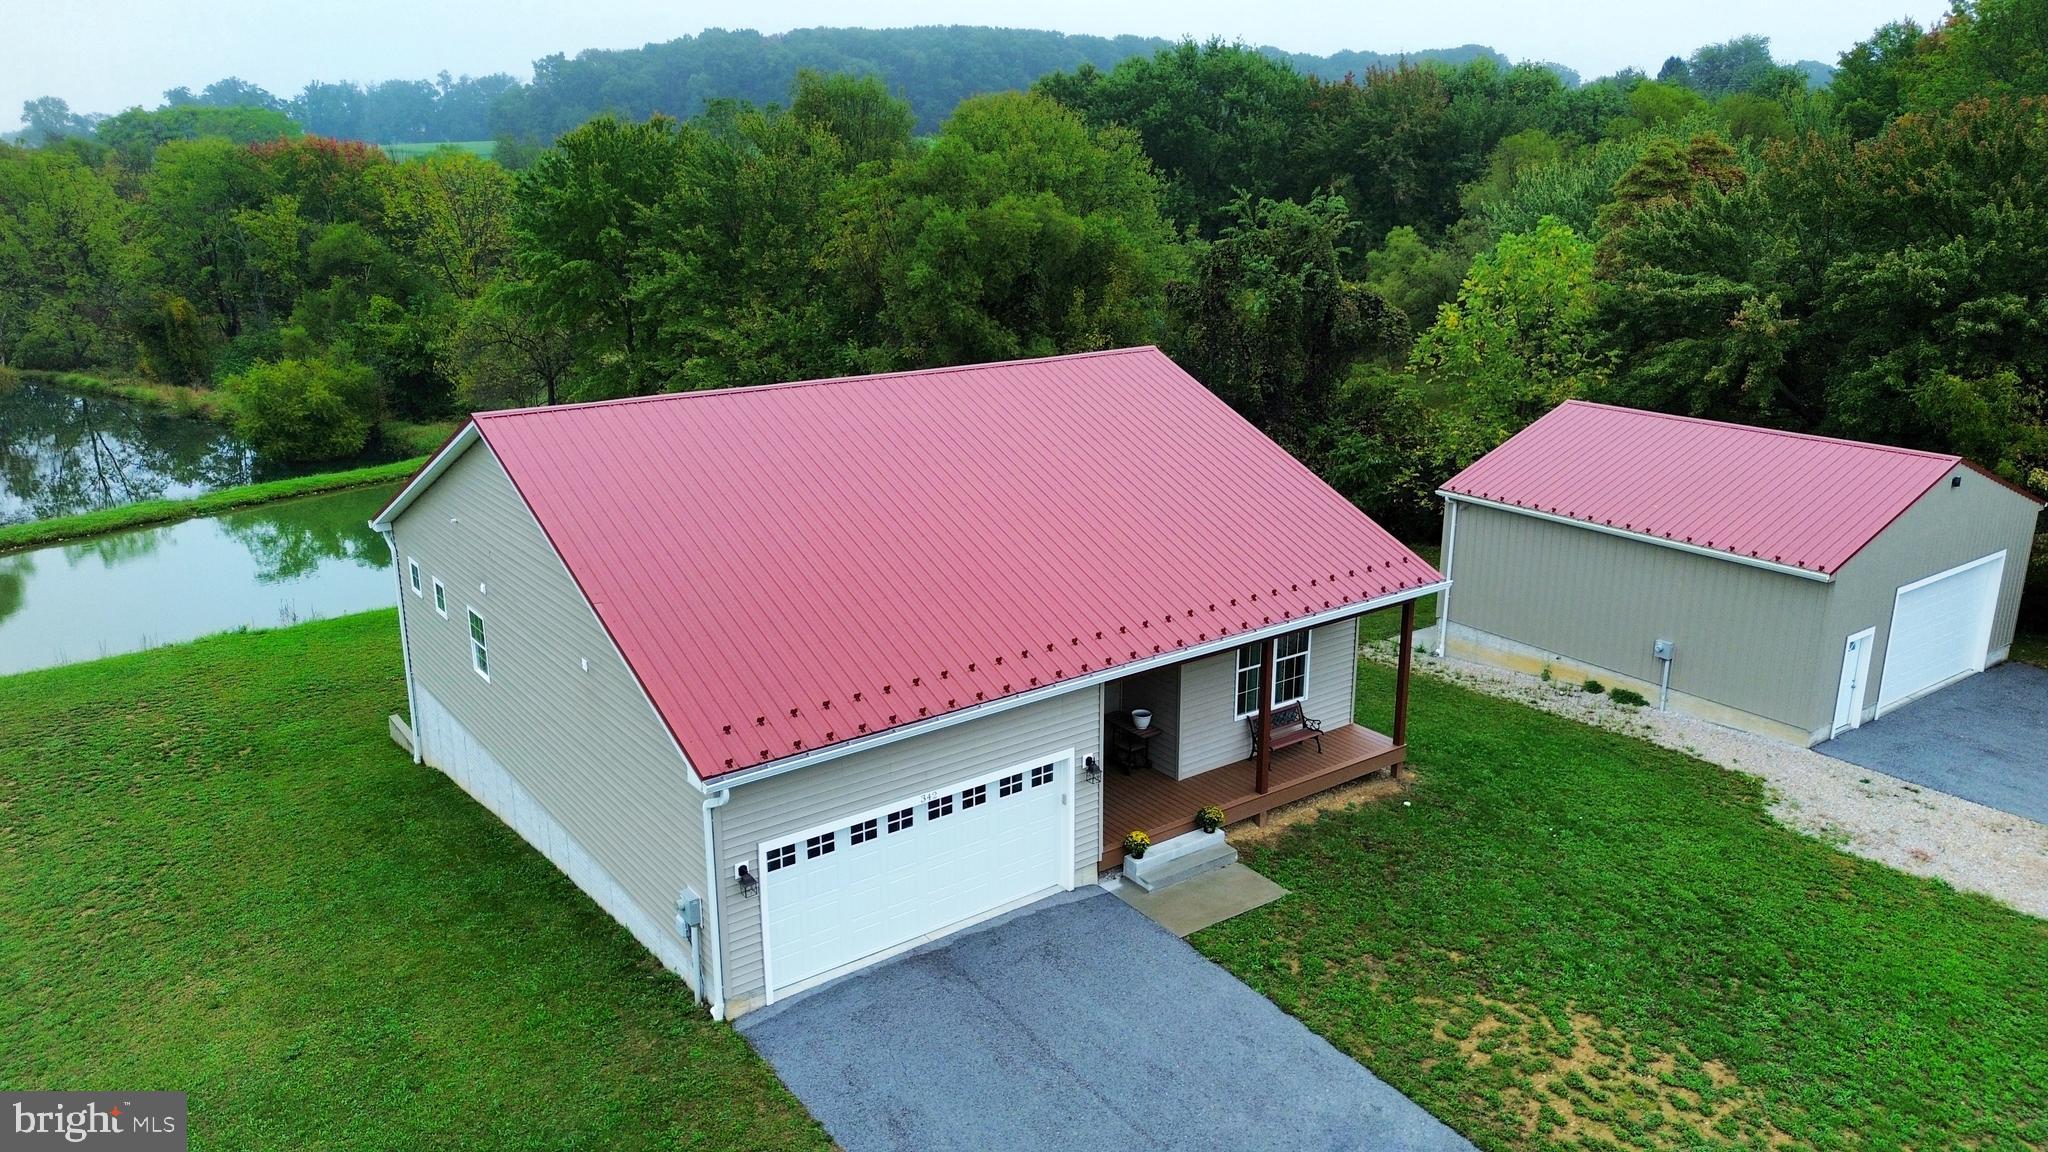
[{"left": 1105, "top": 710, "right": 1161, "bottom": 775}]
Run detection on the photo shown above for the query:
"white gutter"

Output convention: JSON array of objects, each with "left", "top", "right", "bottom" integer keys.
[
  {"left": 702, "top": 578, "right": 1450, "bottom": 793},
  {"left": 1435, "top": 499, "right": 1458, "bottom": 657},
  {"left": 1437, "top": 491, "right": 1835, "bottom": 583},
  {"left": 699, "top": 789, "right": 731, "bottom": 1020},
  {"left": 370, "top": 421, "right": 479, "bottom": 531},
  {"left": 377, "top": 527, "right": 422, "bottom": 763}
]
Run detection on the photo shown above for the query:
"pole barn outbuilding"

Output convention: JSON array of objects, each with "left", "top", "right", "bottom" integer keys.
[{"left": 1434, "top": 401, "right": 2043, "bottom": 746}]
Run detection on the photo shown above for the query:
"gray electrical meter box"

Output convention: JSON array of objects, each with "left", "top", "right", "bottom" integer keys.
[{"left": 1653, "top": 638, "right": 1675, "bottom": 661}]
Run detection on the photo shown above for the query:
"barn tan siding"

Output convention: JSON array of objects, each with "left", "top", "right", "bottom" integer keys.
[
  {"left": 1174, "top": 619, "right": 1359, "bottom": 776},
  {"left": 1823, "top": 465, "right": 2041, "bottom": 722},
  {"left": 715, "top": 686, "right": 1103, "bottom": 1009},
  {"left": 1444, "top": 500, "right": 1834, "bottom": 731},
  {"left": 391, "top": 442, "right": 706, "bottom": 968}
]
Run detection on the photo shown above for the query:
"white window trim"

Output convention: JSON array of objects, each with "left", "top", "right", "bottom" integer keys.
[
  {"left": 431, "top": 578, "right": 448, "bottom": 618},
  {"left": 467, "top": 606, "right": 490, "bottom": 682},
  {"left": 407, "top": 557, "right": 423, "bottom": 596},
  {"left": 1234, "top": 630, "right": 1311, "bottom": 720}
]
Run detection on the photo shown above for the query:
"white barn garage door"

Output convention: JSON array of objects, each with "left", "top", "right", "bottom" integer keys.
[
  {"left": 1876, "top": 552, "right": 2005, "bottom": 716},
  {"left": 758, "top": 754, "right": 1071, "bottom": 1000}
]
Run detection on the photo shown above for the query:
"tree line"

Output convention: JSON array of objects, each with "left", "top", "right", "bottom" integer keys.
[
  {"left": 2, "top": 6, "right": 2044, "bottom": 544},
  {"left": 14, "top": 26, "right": 1574, "bottom": 150}
]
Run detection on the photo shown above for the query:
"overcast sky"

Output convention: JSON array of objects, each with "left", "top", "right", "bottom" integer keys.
[{"left": 8, "top": 0, "right": 1947, "bottom": 121}]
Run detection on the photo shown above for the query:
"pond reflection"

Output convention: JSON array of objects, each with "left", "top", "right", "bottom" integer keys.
[{"left": 0, "top": 483, "right": 401, "bottom": 674}]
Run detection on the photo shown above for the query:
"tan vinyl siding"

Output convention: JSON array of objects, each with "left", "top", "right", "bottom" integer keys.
[
  {"left": 1174, "top": 620, "right": 1358, "bottom": 776},
  {"left": 1822, "top": 465, "right": 2041, "bottom": 722},
  {"left": 716, "top": 686, "right": 1102, "bottom": 1007},
  {"left": 391, "top": 442, "right": 706, "bottom": 954},
  {"left": 1445, "top": 499, "right": 1833, "bottom": 731}
]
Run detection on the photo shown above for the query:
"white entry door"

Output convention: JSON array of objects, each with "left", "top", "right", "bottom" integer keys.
[
  {"left": 1876, "top": 552, "right": 2005, "bottom": 716},
  {"left": 1831, "top": 628, "right": 1874, "bottom": 737},
  {"left": 758, "top": 754, "right": 1071, "bottom": 1000}
]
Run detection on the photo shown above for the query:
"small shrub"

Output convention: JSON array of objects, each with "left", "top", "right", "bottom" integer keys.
[
  {"left": 1539, "top": 664, "right": 1553, "bottom": 682},
  {"left": 1195, "top": 804, "right": 1227, "bottom": 833},
  {"left": 1122, "top": 830, "right": 1152, "bottom": 859},
  {"left": 223, "top": 356, "right": 382, "bottom": 461},
  {"left": 1582, "top": 679, "right": 1606, "bottom": 695},
  {"left": 1609, "top": 687, "right": 1649, "bottom": 707}
]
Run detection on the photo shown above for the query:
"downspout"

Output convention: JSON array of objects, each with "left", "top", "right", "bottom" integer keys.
[
  {"left": 700, "top": 788, "right": 731, "bottom": 1021},
  {"left": 378, "top": 527, "right": 422, "bottom": 763},
  {"left": 1435, "top": 498, "right": 1458, "bottom": 657}
]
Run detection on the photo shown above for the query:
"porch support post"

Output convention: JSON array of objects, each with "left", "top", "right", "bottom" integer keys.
[
  {"left": 1254, "top": 637, "right": 1275, "bottom": 796},
  {"left": 1393, "top": 600, "right": 1415, "bottom": 747}
]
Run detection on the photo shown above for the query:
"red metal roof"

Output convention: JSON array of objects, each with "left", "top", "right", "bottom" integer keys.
[
  {"left": 1441, "top": 400, "right": 1981, "bottom": 577},
  {"left": 461, "top": 348, "right": 1438, "bottom": 779}
]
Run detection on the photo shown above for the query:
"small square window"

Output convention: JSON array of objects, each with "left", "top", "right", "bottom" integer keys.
[
  {"left": 1030, "top": 763, "right": 1055, "bottom": 788},
  {"left": 960, "top": 784, "right": 987, "bottom": 810},
  {"left": 850, "top": 818, "right": 878, "bottom": 845},
  {"left": 766, "top": 844, "right": 796, "bottom": 872},
  {"left": 432, "top": 579, "right": 447, "bottom": 617},
  {"left": 927, "top": 795, "right": 953, "bottom": 820},
  {"left": 806, "top": 832, "right": 835, "bottom": 858},
  {"left": 887, "top": 807, "right": 914, "bottom": 833},
  {"left": 408, "top": 559, "right": 422, "bottom": 595},
  {"left": 999, "top": 773, "right": 1023, "bottom": 797}
]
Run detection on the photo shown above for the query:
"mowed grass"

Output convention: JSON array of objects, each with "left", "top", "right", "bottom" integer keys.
[
  {"left": 380, "top": 140, "right": 495, "bottom": 161},
  {"left": 1198, "top": 660, "right": 2048, "bottom": 1151},
  {"left": 0, "top": 612, "right": 828, "bottom": 1151}
]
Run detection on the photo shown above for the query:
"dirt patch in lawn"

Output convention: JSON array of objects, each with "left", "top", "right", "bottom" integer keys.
[
  {"left": 1225, "top": 769, "right": 1410, "bottom": 847},
  {"left": 1422, "top": 993, "right": 1797, "bottom": 1149}
]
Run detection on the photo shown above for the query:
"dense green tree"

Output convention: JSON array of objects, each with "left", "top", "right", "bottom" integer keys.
[
  {"left": 445, "top": 280, "right": 576, "bottom": 408},
  {"left": 509, "top": 114, "right": 684, "bottom": 395},
  {"left": 95, "top": 105, "right": 300, "bottom": 169},
  {"left": 17, "top": 98, "right": 99, "bottom": 146},
  {"left": 1038, "top": 41, "right": 1311, "bottom": 234},
  {"left": 0, "top": 146, "right": 129, "bottom": 368},
  {"left": 373, "top": 148, "right": 513, "bottom": 295},
  {"left": 1593, "top": 133, "right": 1746, "bottom": 267},
  {"left": 1168, "top": 193, "right": 1404, "bottom": 430},
  {"left": 1413, "top": 217, "right": 1604, "bottom": 465},
  {"left": 1363, "top": 226, "right": 1471, "bottom": 333},
  {"left": 131, "top": 138, "right": 275, "bottom": 340},
  {"left": 839, "top": 91, "right": 1182, "bottom": 369},
  {"left": 1595, "top": 96, "right": 2048, "bottom": 484}
]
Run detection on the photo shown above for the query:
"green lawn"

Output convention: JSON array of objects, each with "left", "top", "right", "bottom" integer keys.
[
  {"left": 1196, "top": 659, "right": 2048, "bottom": 1151},
  {"left": 0, "top": 612, "right": 828, "bottom": 1151},
  {"left": 0, "top": 457, "right": 424, "bottom": 554},
  {"left": 381, "top": 140, "right": 494, "bottom": 161}
]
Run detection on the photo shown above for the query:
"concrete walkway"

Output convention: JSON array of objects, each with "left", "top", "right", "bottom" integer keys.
[
  {"left": 1816, "top": 663, "right": 2048, "bottom": 825},
  {"left": 738, "top": 890, "right": 1475, "bottom": 1152}
]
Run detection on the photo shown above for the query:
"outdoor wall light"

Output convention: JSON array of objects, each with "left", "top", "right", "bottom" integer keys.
[
  {"left": 735, "top": 863, "right": 759, "bottom": 898},
  {"left": 1084, "top": 755, "right": 1102, "bottom": 783}
]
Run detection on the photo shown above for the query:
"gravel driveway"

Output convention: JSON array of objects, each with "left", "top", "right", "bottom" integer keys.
[
  {"left": 1373, "top": 645, "right": 2048, "bottom": 920},
  {"left": 738, "top": 889, "right": 1475, "bottom": 1152}
]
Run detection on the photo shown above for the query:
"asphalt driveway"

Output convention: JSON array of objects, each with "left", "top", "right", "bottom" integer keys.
[
  {"left": 1816, "top": 662, "right": 2048, "bottom": 825},
  {"left": 737, "top": 889, "right": 1474, "bottom": 1152}
]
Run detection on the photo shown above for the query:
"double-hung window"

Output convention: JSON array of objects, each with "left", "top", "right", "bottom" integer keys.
[
  {"left": 467, "top": 608, "right": 490, "bottom": 680},
  {"left": 1234, "top": 630, "right": 1311, "bottom": 718},
  {"left": 408, "top": 558, "right": 422, "bottom": 595},
  {"left": 432, "top": 578, "right": 447, "bottom": 617}
]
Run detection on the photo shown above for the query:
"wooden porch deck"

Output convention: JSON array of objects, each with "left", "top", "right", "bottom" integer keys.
[{"left": 1098, "top": 723, "right": 1404, "bottom": 870}]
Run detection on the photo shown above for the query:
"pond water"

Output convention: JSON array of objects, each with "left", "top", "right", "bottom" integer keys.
[
  {"left": 0, "top": 483, "right": 402, "bottom": 675},
  {"left": 0, "top": 375, "right": 400, "bottom": 525}
]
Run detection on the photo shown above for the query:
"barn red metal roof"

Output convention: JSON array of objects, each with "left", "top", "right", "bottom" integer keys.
[
  {"left": 455, "top": 348, "right": 1437, "bottom": 779},
  {"left": 1441, "top": 401, "right": 1987, "bottom": 577}
]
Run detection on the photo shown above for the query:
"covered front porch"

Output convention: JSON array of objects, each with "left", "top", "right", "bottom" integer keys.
[{"left": 1097, "top": 601, "right": 1418, "bottom": 871}]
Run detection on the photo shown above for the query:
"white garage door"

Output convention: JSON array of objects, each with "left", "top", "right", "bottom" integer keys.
[
  {"left": 758, "top": 754, "right": 1071, "bottom": 999},
  {"left": 1876, "top": 552, "right": 2005, "bottom": 715}
]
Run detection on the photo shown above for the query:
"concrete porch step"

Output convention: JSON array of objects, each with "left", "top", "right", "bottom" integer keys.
[{"left": 1125, "top": 829, "right": 1237, "bottom": 892}]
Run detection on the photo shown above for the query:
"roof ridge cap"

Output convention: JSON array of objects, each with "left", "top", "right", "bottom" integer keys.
[
  {"left": 1563, "top": 401, "right": 1961, "bottom": 464},
  {"left": 474, "top": 346, "right": 1165, "bottom": 421}
]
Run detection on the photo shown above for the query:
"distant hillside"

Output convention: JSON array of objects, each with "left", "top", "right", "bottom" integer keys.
[
  {"left": 1792, "top": 59, "right": 1837, "bottom": 89},
  {"left": 483, "top": 27, "right": 1568, "bottom": 138}
]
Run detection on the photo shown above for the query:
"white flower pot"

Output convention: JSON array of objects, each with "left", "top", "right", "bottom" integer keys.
[{"left": 1131, "top": 709, "right": 1152, "bottom": 730}]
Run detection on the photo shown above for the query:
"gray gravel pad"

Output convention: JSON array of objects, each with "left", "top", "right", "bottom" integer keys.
[{"left": 1816, "top": 663, "right": 2048, "bottom": 825}]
